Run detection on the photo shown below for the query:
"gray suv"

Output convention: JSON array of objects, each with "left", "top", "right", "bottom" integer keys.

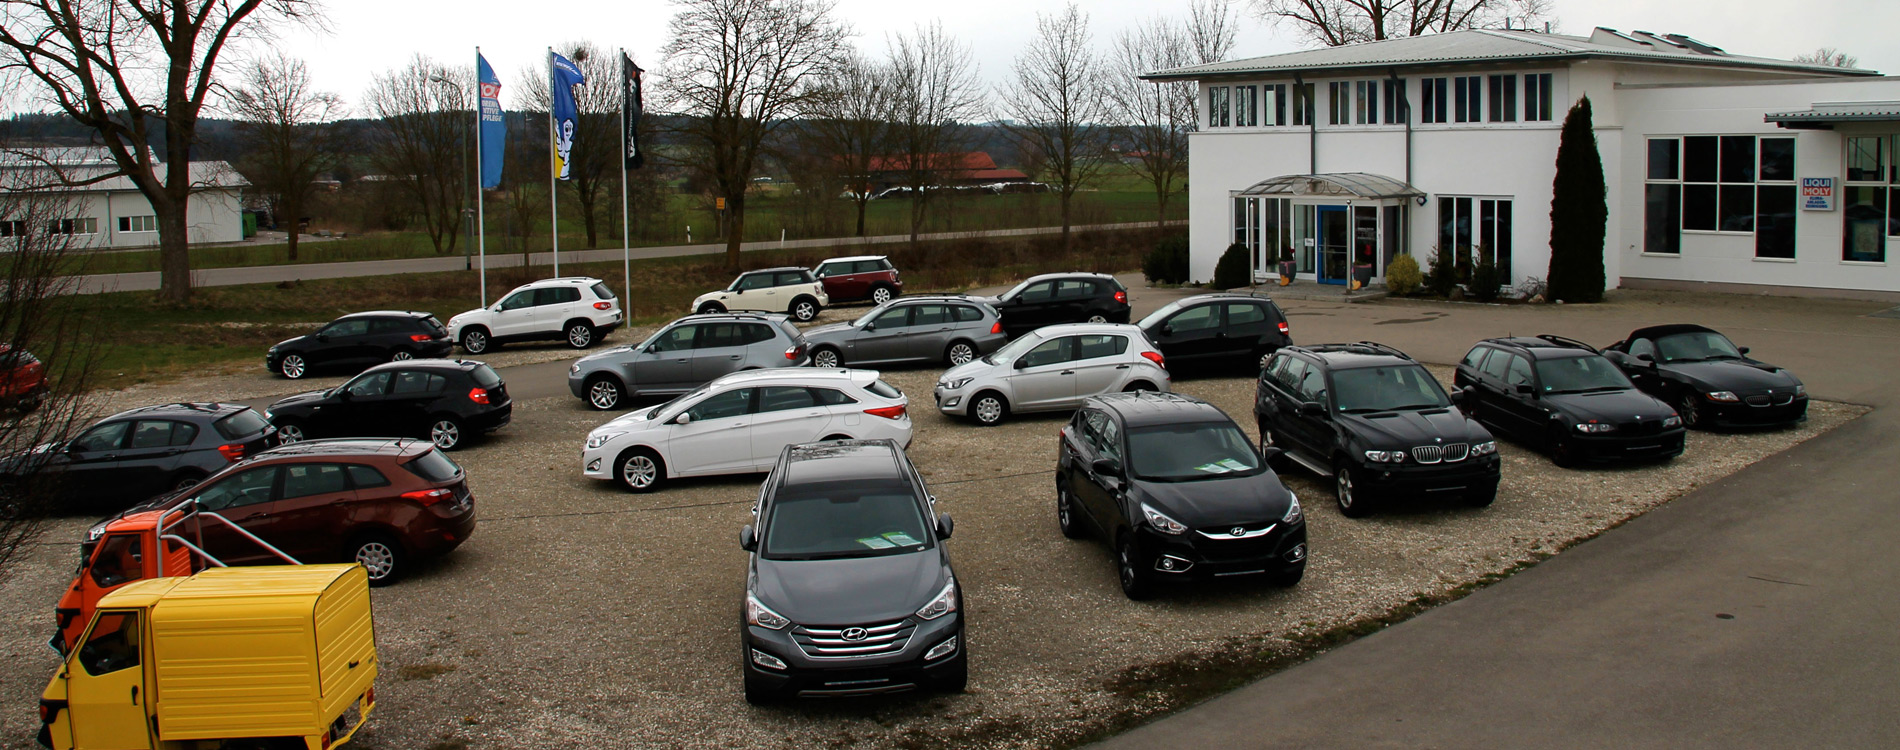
[
  {"left": 803, "top": 296, "right": 1007, "bottom": 369},
  {"left": 569, "top": 313, "right": 812, "bottom": 410}
]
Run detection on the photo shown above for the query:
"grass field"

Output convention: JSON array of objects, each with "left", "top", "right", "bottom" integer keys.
[{"left": 76, "top": 225, "right": 1177, "bottom": 390}]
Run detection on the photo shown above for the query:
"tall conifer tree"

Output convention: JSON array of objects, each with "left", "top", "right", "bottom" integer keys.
[{"left": 1547, "top": 96, "right": 1607, "bottom": 303}]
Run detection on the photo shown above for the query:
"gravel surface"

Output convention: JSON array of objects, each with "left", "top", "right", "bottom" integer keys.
[{"left": 0, "top": 356, "right": 1862, "bottom": 749}]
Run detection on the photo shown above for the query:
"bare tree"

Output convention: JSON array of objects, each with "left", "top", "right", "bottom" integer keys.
[
  {"left": 519, "top": 42, "right": 621, "bottom": 249},
  {"left": 0, "top": 0, "right": 318, "bottom": 303},
  {"left": 658, "top": 0, "right": 852, "bottom": 269},
  {"left": 888, "top": 23, "right": 986, "bottom": 247},
  {"left": 1188, "top": 0, "right": 1241, "bottom": 64},
  {"left": 1247, "top": 0, "right": 1552, "bottom": 47},
  {"left": 364, "top": 56, "right": 469, "bottom": 255},
  {"left": 999, "top": 2, "right": 1111, "bottom": 248},
  {"left": 799, "top": 54, "right": 893, "bottom": 237},
  {"left": 1108, "top": 18, "right": 1192, "bottom": 226},
  {"left": 1793, "top": 47, "right": 1858, "bottom": 69},
  {"left": 227, "top": 54, "right": 346, "bottom": 260}
]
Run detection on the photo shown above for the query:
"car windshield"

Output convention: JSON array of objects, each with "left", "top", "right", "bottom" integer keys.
[
  {"left": 1135, "top": 300, "right": 1187, "bottom": 329},
  {"left": 650, "top": 382, "right": 716, "bottom": 420},
  {"left": 1654, "top": 331, "right": 1744, "bottom": 362},
  {"left": 762, "top": 480, "right": 931, "bottom": 560},
  {"left": 1127, "top": 422, "right": 1263, "bottom": 482},
  {"left": 1536, "top": 356, "right": 1633, "bottom": 394},
  {"left": 997, "top": 279, "right": 1035, "bottom": 302},
  {"left": 982, "top": 332, "right": 1046, "bottom": 365},
  {"left": 1332, "top": 365, "right": 1452, "bottom": 414}
]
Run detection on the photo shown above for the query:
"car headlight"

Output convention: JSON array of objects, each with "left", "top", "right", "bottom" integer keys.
[
  {"left": 1662, "top": 415, "right": 1683, "bottom": 428},
  {"left": 1705, "top": 391, "right": 1740, "bottom": 403},
  {"left": 570, "top": 363, "right": 581, "bottom": 375},
  {"left": 1281, "top": 492, "right": 1303, "bottom": 525},
  {"left": 1793, "top": 384, "right": 1805, "bottom": 396},
  {"left": 1363, "top": 450, "right": 1405, "bottom": 463},
  {"left": 1141, "top": 503, "right": 1188, "bottom": 535},
  {"left": 916, "top": 578, "right": 958, "bottom": 620},
  {"left": 1469, "top": 441, "right": 1498, "bottom": 456},
  {"left": 1575, "top": 422, "right": 1617, "bottom": 434},
  {"left": 941, "top": 377, "right": 973, "bottom": 390},
  {"left": 746, "top": 593, "right": 790, "bottom": 630},
  {"left": 585, "top": 431, "right": 625, "bottom": 450}
]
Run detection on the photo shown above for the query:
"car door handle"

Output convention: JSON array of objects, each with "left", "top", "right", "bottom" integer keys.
[
  {"left": 1060, "top": 370, "right": 1075, "bottom": 375},
  {"left": 728, "top": 355, "right": 742, "bottom": 360},
  {"left": 730, "top": 422, "right": 747, "bottom": 429},
  {"left": 1115, "top": 364, "right": 1130, "bottom": 369}
]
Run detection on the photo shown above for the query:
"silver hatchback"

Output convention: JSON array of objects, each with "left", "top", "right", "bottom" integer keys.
[
  {"left": 802, "top": 295, "right": 1007, "bottom": 369},
  {"left": 569, "top": 313, "right": 811, "bottom": 410}
]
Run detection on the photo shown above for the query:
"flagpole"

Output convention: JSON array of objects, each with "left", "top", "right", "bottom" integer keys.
[
  {"left": 619, "top": 48, "right": 631, "bottom": 301},
  {"left": 547, "top": 46, "right": 560, "bottom": 277},
  {"left": 476, "top": 47, "right": 488, "bottom": 307}
]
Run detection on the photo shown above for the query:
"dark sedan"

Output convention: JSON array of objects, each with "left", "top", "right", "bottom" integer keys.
[
  {"left": 1603, "top": 324, "right": 1807, "bottom": 428},
  {"left": 267, "top": 310, "right": 454, "bottom": 379},
  {"left": 266, "top": 360, "right": 512, "bottom": 451},
  {"left": 0, "top": 403, "right": 275, "bottom": 511}
]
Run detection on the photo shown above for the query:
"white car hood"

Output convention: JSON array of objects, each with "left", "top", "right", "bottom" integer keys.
[
  {"left": 940, "top": 359, "right": 996, "bottom": 385},
  {"left": 447, "top": 308, "right": 491, "bottom": 332}
]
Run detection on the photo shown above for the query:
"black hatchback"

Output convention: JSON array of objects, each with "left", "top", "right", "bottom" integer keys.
[
  {"left": 1138, "top": 292, "right": 1291, "bottom": 371},
  {"left": 0, "top": 403, "right": 275, "bottom": 511},
  {"left": 1454, "top": 336, "right": 1684, "bottom": 467},
  {"left": 1057, "top": 391, "right": 1306, "bottom": 599},
  {"left": 982, "top": 273, "right": 1131, "bottom": 337},
  {"left": 264, "top": 360, "right": 512, "bottom": 451},
  {"left": 267, "top": 311, "right": 454, "bottom": 379}
]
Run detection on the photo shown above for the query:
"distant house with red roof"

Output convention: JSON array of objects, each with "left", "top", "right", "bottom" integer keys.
[{"left": 860, "top": 152, "right": 1029, "bottom": 192}]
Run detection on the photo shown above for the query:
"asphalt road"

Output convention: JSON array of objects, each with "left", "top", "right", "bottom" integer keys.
[{"left": 1092, "top": 291, "right": 1900, "bottom": 748}]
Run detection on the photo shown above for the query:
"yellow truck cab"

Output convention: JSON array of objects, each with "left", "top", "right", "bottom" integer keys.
[{"left": 38, "top": 564, "right": 377, "bottom": 750}]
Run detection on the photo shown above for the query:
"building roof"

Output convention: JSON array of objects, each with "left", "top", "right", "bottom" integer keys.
[
  {"left": 1237, "top": 172, "right": 1425, "bottom": 199},
  {"left": 0, "top": 147, "right": 247, "bottom": 193},
  {"left": 1143, "top": 28, "right": 1879, "bottom": 82},
  {"left": 867, "top": 152, "right": 1000, "bottom": 172},
  {"left": 1766, "top": 101, "right": 1900, "bottom": 129}
]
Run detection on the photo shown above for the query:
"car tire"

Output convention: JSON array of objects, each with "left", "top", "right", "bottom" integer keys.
[
  {"left": 349, "top": 533, "right": 407, "bottom": 586},
  {"left": 1468, "top": 482, "right": 1498, "bottom": 507},
  {"left": 1086, "top": 312, "right": 1109, "bottom": 324},
  {"left": 274, "top": 419, "right": 307, "bottom": 444},
  {"left": 699, "top": 302, "right": 726, "bottom": 315},
  {"left": 279, "top": 353, "right": 308, "bottom": 379},
  {"left": 460, "top": 327, "right": 492, "bottom": 354},
  {"left": 1676, "top": 393, "right": 1702, "bottom": 430},
  {"left": 428, "top": 416, "right": 466, "bottom": 451},
  {"left": 389, "top": 348, "right": 415, "bottom": 362},
  {"left": 1270, "top": 562, "right": 1306, "bottom": 588},
  {"left": 585, "top": 375, "right": 624, "bottom": 410},
  {"left": 615, "top": 448, "right": 666, "bottom": 493},
  {"left": 870, "top": 285, "right": 896, "bottom": 305},
  {"left": 935, "top": 640, "right": 969, "bottom": 693},
  {"left": 789, "top": 296, "right": 819, "bottom": 322},
  {"left": 1056, "top": 480, "right": 1086, "bottom": 539},
  {"left": 944, "top": 340, "right": 977, "bottom": 366},
  {"left": 970, "top": 392, "right": 1008, "bottom": 427},
  {"left": 821, "top": 434, "right": 852, "bottom": 442},
  {"left": 1258, "top": 425, "right": 1288, "bottom": 472},
  {"left": 1549, "top": 427, "right": 1580, "bottom": 469},
  {"left": 812, "top": 346, "right": 843, "bottom": 368},
  {"left": 1123, "top": 381, "right": 1156, "bottom": 393},
  {"left": 565, "top": 320, "right": 596, "bottom": 349},
  {"left": 1117, "top": 535, "right": 1152, "bottom": 600},
  {"left": 1335, "top": 461, "right": 1372, "bottom": 518}
]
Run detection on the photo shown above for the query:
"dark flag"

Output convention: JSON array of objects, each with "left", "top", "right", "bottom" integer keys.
[{"left": 622, "top": 52, "right": 645, "bottom": 170}]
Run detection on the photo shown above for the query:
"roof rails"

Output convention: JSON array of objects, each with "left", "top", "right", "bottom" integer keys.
[
  {"left": 1535, "top": 334, "right": 1599, "bottom": 353},
  {"left": 1294, "top": 341, "right": 1413, "bottom": 360}
]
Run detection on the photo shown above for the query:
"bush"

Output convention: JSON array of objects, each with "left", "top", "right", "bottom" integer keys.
[
  {"left": 1468, "top": 255, "right": 1501, "bottom": 302},
  {"left": 1213, "top": 242, "right": 1251, "bottom": 290},
  {"left": 1383, "top": 254, "right": 1421, "bottom": 295},
  {"left": 1423, "top": 246, "right": 1459, "bottom": 297},
  {"left": 1143, "top": 234, "right": 1190, "bottom": 284}
]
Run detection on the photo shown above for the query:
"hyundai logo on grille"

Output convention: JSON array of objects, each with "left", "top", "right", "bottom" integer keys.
[
  {"left": 840, "top": 627, "right": 869, "bottom": 642},
  {"left": 1230, "top": 527, "right": 1246, "bottom": 537}
]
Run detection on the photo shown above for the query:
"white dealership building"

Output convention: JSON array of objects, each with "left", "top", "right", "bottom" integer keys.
[{"left": 1146, "top": 27, "right": 1900, "bottom": 299}]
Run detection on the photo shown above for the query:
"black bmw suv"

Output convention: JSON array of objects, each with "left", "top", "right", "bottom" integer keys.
[
  {"left": 1602, "top": 324, "right": 1807, "bottom": 429},
  {"left": 267, "top": 311, "right": 454, "bottom": 379},
  {"left": 739, "top": 439, "right": 964, "bottom": 703},
  {"left": 1137, "top": 292, "right": 1292, "bottom": 372},
  {"left": 1257, "top": 343, "right": 1499, "bottom": 517},
  {"left": 1454, "top": 336, "right": 1684, "bottom": 467},
  {"left": 1058, "top": 392, "right": 1306, "bottom": 599},
  {"left": 982, "top": 273, "right": 1131, "bottom": 337},
  {"left": 264, "top": 360, "right": 512, "bottom": 451}
]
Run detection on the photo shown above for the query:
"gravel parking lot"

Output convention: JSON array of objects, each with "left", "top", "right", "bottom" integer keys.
[{"left": 0, "top": 347, "right": 1861, "bottom": 749}]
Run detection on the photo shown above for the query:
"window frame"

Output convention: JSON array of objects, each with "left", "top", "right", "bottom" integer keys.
[{"left": 1645, "top": 134, "right": 1800, "bottom": 259}]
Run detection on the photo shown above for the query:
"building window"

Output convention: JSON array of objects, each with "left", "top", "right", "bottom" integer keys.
[
  {"left": 1234, "top": 85, "right": 1258, "bottom": 127},
  {"left": 1233, "top": 196, "right": 1259, "bottom": 254},
  {"left": 1438, "top": 196, "right": 1512, "bottom": 284},
  {"left": 1452, "top": 75, "right": 1481, "bottom": 123},
  {"left": 119, "top": 215, "right": 157, "bottom": 232},
  {"left": 1208, "top": 86, "right": 1231, "bottom": 128},
  {"left": 1487, "top": 75, "right": 1517, "bottom": 122},
  {"left": 1647, "top": 135, "right": 1798, "bottom": 258},
  {"left": 1291, "top": 83, "right": 1315, "bottom": 126},
  {"left": 1524, "top": 73, "right": 1553, "bottom": 121},
  {"left": 1328, "top": 82, "right": 1351, "bottom": 125},
  {"left": 0, "top": 220, "right": 25, "bottom": 237},
  {"left": 47, "top": 218, "right": 97, "bottom": 235},
  {"left": 1382, "top": 79, "right": 1406, "bottom": 123},
  {"left": 1355, "top": 80, "right": 1379, "bottom": 124},
  {"left": 1843, "top": 135, "right": 1894, "bottom": 263},
  {"left": 1263, "top": 83, "right": 1286, "bottom": 126},
  {"left": 1420, "top": 77, "right": 1449, "bottom": 124}
]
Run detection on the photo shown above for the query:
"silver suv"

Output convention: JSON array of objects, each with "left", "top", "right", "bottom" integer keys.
[
  {"left": 569, "top": 313, "right": 811, "bottom": 410},
  {"left": 802, "top": 295, "right": 1007, "bottom": 369},
  {"left": 934, "top": 323, "right": 1171, "bottom": 426}
]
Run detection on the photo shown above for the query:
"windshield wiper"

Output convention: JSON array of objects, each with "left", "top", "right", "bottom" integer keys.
[
  {"left": 1554, "top": 385, "right": 1626, "bottom": 394},
  {"left": 1339, "top": 407, "right": 1387, "bottom": 414}
]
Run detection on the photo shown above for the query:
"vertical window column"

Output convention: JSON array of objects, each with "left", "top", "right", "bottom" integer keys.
[
  {"left": 1208, "top": 86, "right": 1231, "bottom": 128},
  {"left": 1524, "top": 73, "right": 1553, "bottom": 121},
  {"left": 1234, "top": 85, "right": 1258, "bottom": 127},
  {"left": 1843, "top": 135, "right": 1890, "bottom": 263},
  {"left": 1487, "top": 75, "right": 1517, "bottom": 122}
]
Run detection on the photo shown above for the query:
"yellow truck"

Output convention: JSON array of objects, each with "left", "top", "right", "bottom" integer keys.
[{"left": 37, "top": 564, "right": 377, "bottom": 750}]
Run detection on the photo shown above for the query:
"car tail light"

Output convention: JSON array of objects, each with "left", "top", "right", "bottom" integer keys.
[
  {"left": 217, "top": 443, "right": 246, "bottom": 462},
  {"left": 39, "top": 698, "right": 66, "bottom": 725},
  {"left": 468, "top": 387, "right": 491, "bottom": 404},
  {"left": 1278, "top": 321, "right": 1290, "bottom": 335},
  {"left": 1114, "top": 290, "right": 1128, "bottom": 304},
  {"left": 1141, "top": 350, "right": 1166, "bottom": 368},
  {"left": 401, "top": 488, "right": 453, "bottom": 506},
  {"left": 594, "top": 301, "right": 612, "bottom": 310},
  {"left": 865, "top": 404, "right": 907, "bottom": 420},
  {"left": 785, "top": 344, "right": 804, "bottom": 361},
  {"left": 409, "top": 334, "right": 432, "bottom": 342},
  {"left": 990, "top": 321, "right": 1003, "bottom": 335}
]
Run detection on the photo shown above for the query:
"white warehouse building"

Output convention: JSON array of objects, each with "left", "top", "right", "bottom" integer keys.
[
  {"left": 1146, "top": 27, "right": 1900, "bottom": 300},
  {"left": 0, "top": 147, "right": 248, "bottom": 249}
]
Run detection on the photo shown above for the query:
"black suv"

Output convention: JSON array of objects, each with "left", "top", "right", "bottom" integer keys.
[
  {"left": 0, "top": 403, "right": 276, "bottom": 511},
  {"left": 1602, "top": 324, "right": 1807, "bottom": 429},
  {"left": 739, "top": 439, "right": 963, "bottom": 703},
  {"left": 1454, "top": 336, "right": 1684, "bottom": 467},
  {"left": 1138, "top": 292, "right": 1291, "bottom": 371},
  {"left": 267, "top": 311, "right": 453, "bottom": 379},
  {"left": 264, "top": 360, "right": 512, "bottom": 451},
  {"left": 1256, "top": 343, "right": 1499, "bottom": 517},
  {"left": 1058, "top": 392, "right": 1306, "bottom": 598},
  {"left": 983, "top": 273, "right": 1130, "bottom": 337}
]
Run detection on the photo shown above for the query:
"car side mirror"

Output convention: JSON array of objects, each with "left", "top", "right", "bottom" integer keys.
[
  {"left": 1298, "top": 401, "right": 1325, "bottom": 417},
  {"left": 863, "top": 322, "right": 877, "bottom": 332},
  {"left": 735, "top": 288, "right": 746, "bottom": 294},
  {"left": 740, "top": 524, "right": 757, "bottom": 551},
  {"left": 1635, "top": 352, "right": 1654, "bottom": 363},
  {"left": 1515, "top": 383, "right": 1536, "bottom": 396},
  {"left": 315, "top": 334, "right": 328, "bottom": 342},
  {"left": 935, "top": 513, "right": 954, "bottom": 540},
  {"left": 337, "top": 390, "right": 354, "bottom": 401},
  {"left": 1160, "top": 324, "right": 1174, "bottom": 336},
  {"left": 1454, "top": 386, "right": 1476, "bottom": 405},
  {"left": 1260, "top": 445, "right": 1285, "bottom": 464},
  {"left": 1013, "top": 358, "right": 1030, "bottom": 370},
  {"left": 1738, "top": 346, "right": 1750, "bottom": 356},
  {"left": 1091, "top": 457, "right": 1123, "bottom": 477},
  {"left": 674, "top": 413, "right": 693, "bottom": 426}
]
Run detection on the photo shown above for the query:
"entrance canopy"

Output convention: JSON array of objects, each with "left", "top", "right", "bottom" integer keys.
[
  {"left": 1235, "top": 172, "right": 1425, "bottom": 200},
  {"left": 1766, "top": 101, "right": 1900, "bottom": 130}
]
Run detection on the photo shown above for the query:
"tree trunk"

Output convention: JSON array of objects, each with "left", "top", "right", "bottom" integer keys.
[
  {"left": 582, "top": 197, "right": 599, "bottom": 249},
  {"left": 1060, "top": 191, "right": 1074, "bottom": 250},
  {"left": 909, "top": 195, "right": 924, "bottom": 249},
  {"left": 157, "top": 206, "right": 192, "bottom": 304},
  {"left": 725, "top": 194, "right": 745, "bottom": 271},
  {"left": 284, "top": 196, "right": 301, "bottom": 261},
  {"left": 855, "top": 198, "right": 867, "bottom": 237}
]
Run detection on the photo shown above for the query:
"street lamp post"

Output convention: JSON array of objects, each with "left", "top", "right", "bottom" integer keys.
[{"left": 429, "top": 74, "right": 476, "bottom": 271}]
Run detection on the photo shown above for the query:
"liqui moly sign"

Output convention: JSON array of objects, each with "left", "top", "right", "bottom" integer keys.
[{"left": 1802, "top": 177, "right": 1835, "bottom": 211}]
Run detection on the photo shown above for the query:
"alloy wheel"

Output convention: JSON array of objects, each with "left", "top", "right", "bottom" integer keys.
[
  {"left": 463, "top": 330, "right": 488, "bottom": 354},
  {"left": 793, "top": 301, "right": 817, "bottom": 321},
  {"left": 430, "top": 419, "right": 461, "bottom": 450},
  {"left": 622, "top": 454, "right": 659, "bottom": 490},
  {"left": 1677, "top": 394, "right": 1700, "bottom": 429},
  {"left": 277, "top": 424, "right": 306, "bottom": 443},
  {"left": 390, "top": 350, "right": 414, "bottom": 361},
  {"left": 568, "top": 325, "right": 593, "bottom": 348},
  {"left": 354, "top": 541, "right": 396, "bottom": 581},
  {"left": 281, "top": 355, "right": 306, "bottom": 379},
  {"left": 1336, "top": 467, "right": 1355, "bottom": 510},
  {"left": 813, "top": 348, "right": 842, "bottom": 368},
  {"left": 947, "top": 343, "right": 975, "bottom": 366},
  {"left": 872, "top": 287, "right": 893, "bottom": 304},
  {"left": 588, "top": 380, "right": 621, "bottom": 410}
]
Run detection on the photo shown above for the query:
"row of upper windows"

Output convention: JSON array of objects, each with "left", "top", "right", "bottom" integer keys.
[{"left": 1204, "top": 73, "right": 1555, "bottom": 129}]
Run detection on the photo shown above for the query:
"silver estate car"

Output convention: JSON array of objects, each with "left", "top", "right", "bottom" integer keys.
[
  {"left": 933, "top": 323, "right": 1171, "bottom": 426},
  {"left": 802, "top": 295, "right": 1008, "bottom": 369},
  {"left": 569, "top": 312, "right": 811, "bottom": 410}
]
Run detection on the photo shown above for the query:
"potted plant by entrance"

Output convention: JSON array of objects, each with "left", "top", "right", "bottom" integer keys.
[
  {"left": 1349, "top": 246, "right": 1376, "bottom": 291},
  {"left": 1277, "top": 247, "right": 1297, "bottom": 286}
]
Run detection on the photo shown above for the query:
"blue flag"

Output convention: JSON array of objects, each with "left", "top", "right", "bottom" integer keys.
[
  {"left": 550, "top": 52, "right": 586, "bottom": 181},
  {"left": 478, "top": 53, "right": 505, "bottom": 189}
]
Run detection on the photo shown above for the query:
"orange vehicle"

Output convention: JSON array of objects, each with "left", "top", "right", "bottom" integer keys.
[
  {"left": 0, "top": 344, "right": 47, "bottom": 412},
  {"left": 53, "top": 498, "right": 298, "bottom": 654}
]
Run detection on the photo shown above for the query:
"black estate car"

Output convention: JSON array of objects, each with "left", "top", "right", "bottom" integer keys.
[
  {"left": 1602, "top": 324, "right": 1807, "bottom": 429},
  {"left": 267, "top": 311, "right": 453, "bottom": 379},
  {"left": 265, "top": 360, "right": 512, "bottom": 451},
  {"left": 1138, "top": 292, "right": 1292, "bottom": 371},
  {"left": 1057, "top": 392, "right": 1306, "bottom": 599},
  {"left": 1454, "top": 336, "right": 1685, "bottom": 467},
  {"left": 0, "top": 403, "right": 275, "bottom": 511},
  {"left": 1257, "top": 343, "right": 1499, "bottom": 517},
  {"left": 740, "top": 439, "right": 963, "bottom": 703},
  {"left": 982, "top": 273, "right": 1131, "bottom": 337}
]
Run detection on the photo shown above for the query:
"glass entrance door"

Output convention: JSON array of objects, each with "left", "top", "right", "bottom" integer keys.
[{"left": 1317, "top": 205, "right": 1349, "bottom": 285}]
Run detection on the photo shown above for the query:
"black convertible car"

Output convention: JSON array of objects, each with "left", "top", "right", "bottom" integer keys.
[{"left": 1602, "top": 324, "right": 1807, "bottom": 429}]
